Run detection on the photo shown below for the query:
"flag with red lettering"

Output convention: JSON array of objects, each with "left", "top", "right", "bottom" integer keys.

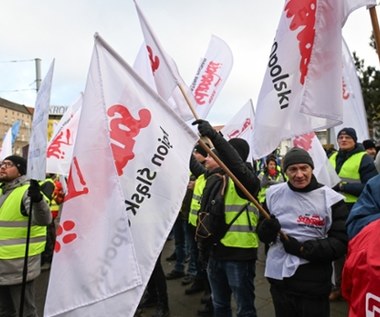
[
  {"left": 133, "top": 43, "right": 156, "bottom": 89},
  {"left": 333, "top": 38, "right": 369, "bottom": 143},
  {"left": 190, "top": 35, "right": 233, "bottom": 119},
  {"left": 133, "top": 43, "right": 195, "bottom": 126},
  {"left": 44, "top": 33, "right": 198, "bottom": 317},
  {"left": 27, "top": 60, "right": 54, "bottom": 180},
  {"left": 251, "top": 0, "right": 375, "bottom": 159},
  {"left": 134, "top": 0, "right": 195, "bottom": 121},
  {"left": 291, "top": 132, "right": 340, "bottom": 187},
  {"left": 46, "top": 94, "right": 83, "bottom": 176},
  {"left": 221, "top": 99, "right": 255, "bottom": 161}
]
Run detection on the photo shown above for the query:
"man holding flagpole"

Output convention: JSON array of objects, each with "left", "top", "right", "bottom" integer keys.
[
  {"left": 192, "top": 119, "right": 261, "bottom": 317},
  {"left": 0, "top": 155, "right": 51, "bottom": 317},
  {"left": 257, "top": 148, "right": 348, "bottom": 317}
]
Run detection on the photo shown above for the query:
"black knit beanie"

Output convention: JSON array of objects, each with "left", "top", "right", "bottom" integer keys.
[
  {"left": 282, "top": 147, "right": 314, "bottom": 172},
  {"left": 228, "top": 138, "right": 250, "bottom": 161},
  {"left": 363, "top": 139, "right": 376, "bottom": 150},
  {"left": 337, "top": 127, "right": 357, "bottom": 143},
  {"left": 193, "top": 144, "right": 207, "bottom": 158},
  {"left": 3, "top": 155, "right": 27, "bottom": 175}
]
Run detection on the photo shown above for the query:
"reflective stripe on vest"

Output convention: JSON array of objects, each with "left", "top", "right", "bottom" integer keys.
[
  {"left": 329, "top": 151, "right": 366, "bottom": 203},
  {"left": 220, "top": 179, "right": 259, "bottom": 248},
  {"left": 0, "top": 185, "right": 47, "bottom": 259},
  {"left": 189, "top": 174, "right": 206, "bottom": 226}
]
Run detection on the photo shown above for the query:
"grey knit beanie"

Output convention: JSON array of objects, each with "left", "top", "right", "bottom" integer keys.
[{"left": 282, "top": 147, "right": 314, "bottom": 172}]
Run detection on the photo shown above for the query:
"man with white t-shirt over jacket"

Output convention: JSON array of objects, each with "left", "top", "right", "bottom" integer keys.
[{"left": 257, "top": 147, "right": 349, "bottom": 317}]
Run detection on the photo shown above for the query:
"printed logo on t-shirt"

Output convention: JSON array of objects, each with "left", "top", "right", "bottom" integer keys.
[{"left": 297, "top": 213, "right": 325, "bottom": 228}]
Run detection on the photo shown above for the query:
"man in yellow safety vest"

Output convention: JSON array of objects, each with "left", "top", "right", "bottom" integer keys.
[
  {"left": 0, "top": 155, "right": 51, "bottom": 317},
  {"left": 328, "top": 127, "right": 378, "bottom": 301}
]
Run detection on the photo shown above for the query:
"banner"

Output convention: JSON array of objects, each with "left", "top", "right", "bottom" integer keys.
[
  {"left": 0, "top": 127, "right": 12, "bottom": 160},
  {"left": 333, "top": 38, "right": 370, "bottom": 144},
  {"left": 221, "top": 99, "right": 255, "bottom": 161},
  {"left": 291, "top": 132, "right": 340, "bottom": 187},
  {"left": 190, "top": 35, "right": 233, "bottom": 119},
  {"left": 134, "top": 0, "right": 195, "bottom": 121},
  {"left": 252, "top": 0, "right": 375, "bottom": 159},
  {"left": 46, "top": 94, "right": 83, "bottom": 176},
  {"left": 44, "top": 33, "right": 198, "bottom": 316},
  {"left": 27, "top": 60, "right": 55, "bottom": 180},
  {"left": 11, "top": 120, "right": 21, "bottom": 145}
]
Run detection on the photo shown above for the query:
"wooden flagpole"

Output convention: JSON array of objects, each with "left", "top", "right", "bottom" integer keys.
[
  {"left": 369, "top": 5, "right": 380, "bottom": 65},
  {"left": 177, "top": 83, "right": 271, "bottom": 220}
]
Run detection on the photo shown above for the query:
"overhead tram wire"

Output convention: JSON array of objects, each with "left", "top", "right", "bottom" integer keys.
[{"left": 0, "top": 58, "right": 36, "bottom": 63}]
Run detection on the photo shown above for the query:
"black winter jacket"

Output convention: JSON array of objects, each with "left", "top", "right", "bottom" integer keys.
[
  {"left": 190, "top": 132, "right": 261, "bottom": 261},
  {"left": 258, "top": 176, "right": 349, "bottom": 297}
]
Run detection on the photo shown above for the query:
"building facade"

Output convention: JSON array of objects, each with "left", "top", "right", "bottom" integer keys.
[
  {"left": 0, "top": 97, "right": 68, "bottom": 157},
  {"left": 0, "top": 97, "right": 33, "bottom": 156}
]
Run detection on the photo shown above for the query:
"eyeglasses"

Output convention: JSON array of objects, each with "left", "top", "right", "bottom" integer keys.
[{"left": 0, "top": 161, "right": 15, "bottom": 169}]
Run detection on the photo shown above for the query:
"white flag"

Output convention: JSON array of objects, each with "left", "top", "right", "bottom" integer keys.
[
  {"left": 291, "top": 132, "right": 340, "bottom": 187},
  {"left": 44, "top": 33, "right": 198, "bottom": 316},
  {"left": 27, "top": 60, "right": 54, "bottom": 180},
  {"left": 0, "top": 127, "right": 13, "bottom": 160},
  {"left": 252, "top": 0, "right": 375, "bottom": 159},
  {"left": 333, "top": 38, "right": 370, "bottom": 143},
  {"left": 134, "top": 0, "right": 195, "bottom": 121},
  {"left": 44, "top": 40, "right": 141, "bottom": 317},
  {"left": 133, "top": 42, "right": 198, "bottom": 129},
  {"left": 221, "top": 99, "right": 255, "bottom": 161},
  {"left": 46, "top": 94, "right": 83, "bottom": 176},
  {"left": 133, "top": 43, "right": 157, "bottom": 90},
  {"left": 190, "top": 35, "right": 233, "bottom": 119}
]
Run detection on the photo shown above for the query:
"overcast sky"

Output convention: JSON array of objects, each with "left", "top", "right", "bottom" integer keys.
[{"left": 1, "top": 1, "right": 379, "bottom": 124}]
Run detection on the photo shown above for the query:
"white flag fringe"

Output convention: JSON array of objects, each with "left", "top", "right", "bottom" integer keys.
[
  {"left": 27, "top": 60, "right": 54, "bottom": 180},
  {"left": 46, "top": 94, "right": 83, "bottom": 176},
  {"left": 44, "top": 33, "right": 198, "bottom": 316},
  {"left": 190, "top": 34, "right": 233, "bottom": 119}
]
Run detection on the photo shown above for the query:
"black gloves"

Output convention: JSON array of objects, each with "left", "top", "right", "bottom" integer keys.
[
  {"left": 257, "top": 215, "right": 281, "bottom": 244},
  {"left": 192, "top": 119, "right": 218, "bottom": 139},
  {"left": 332, "top": 182, "right": 345, "bottom": 192},
  {"left": 28, "top": 180, "right": 43, "bottom": 203},
  {"left": 332, "top": 183, "right": 340, "bottom": 192},
  {"left": 280, "top": 235, "right": 303, "bottom": 257}
]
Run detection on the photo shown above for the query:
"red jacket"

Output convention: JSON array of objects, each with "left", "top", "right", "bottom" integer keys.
[{"left": 342, "top": 218, "right": 380, "bottom": 317}]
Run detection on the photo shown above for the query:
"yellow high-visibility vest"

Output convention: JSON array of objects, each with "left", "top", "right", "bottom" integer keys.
[
  {"left": 0, "top": 185, "right": 47, "bottom": 259},
  {"left": 329, "top": 151, "right": 366, "bottom": 203},
  {"left": 189, "top": 174, "right": 207, "bottom": 227},
  {"left": 220, "top": 179, "right": 259, "bottom": 248}
]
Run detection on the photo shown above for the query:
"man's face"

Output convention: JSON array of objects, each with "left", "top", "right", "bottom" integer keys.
[
  {"left": 0, "top": 160, "right": 21, "bottom": 182},
  {"left": 366, "top": 147, "right": 377, "bottom": 159},
  {"left": 285, "top": 163, "right": 313, "bottom": 189},
  {"left": 193, "top": 151, "right": 206, "bottom": 163},
  {"left": 204, "top": 154, "right": 219, "bottom": 171},
  {"left": 267, "top": 161, "right": 276, "bottom": 171},
  {"left": 337, "top": 133, "right": 356, "bottom": 152}
]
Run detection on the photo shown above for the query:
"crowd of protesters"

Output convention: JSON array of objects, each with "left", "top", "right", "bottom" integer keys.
[
  {"left": 1, "top": 125, "right": 380, "bottom": 317},
  {"left": 136, "top": 125, "right": 380, "bottom": 317}
]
